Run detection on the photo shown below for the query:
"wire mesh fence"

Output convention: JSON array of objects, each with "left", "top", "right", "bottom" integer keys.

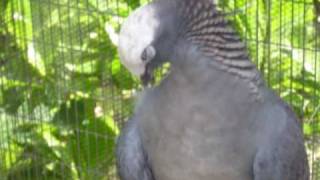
[{"left": 0, "top": 0, "right": 319, "bottom": 179}]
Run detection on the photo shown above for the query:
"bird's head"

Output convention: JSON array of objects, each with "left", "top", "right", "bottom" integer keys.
[
  {"left": 118, "top": 1, "right": 178, "bottom": 86},
  {"left": 118, "top": 0, "right": 244, "bottom": 86}
]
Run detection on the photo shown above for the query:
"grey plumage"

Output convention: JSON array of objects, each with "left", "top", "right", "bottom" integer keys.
[
  {"left": 116, "top": 117, "right": 154, "bottom": 180},
  {"left": 116, "top": 0, "right": 309, "bottom": 179}
]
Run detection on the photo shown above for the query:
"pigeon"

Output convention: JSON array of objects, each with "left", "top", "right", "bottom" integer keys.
[{"left": 116, "top": 0, "right": 309, "bottom": 179}]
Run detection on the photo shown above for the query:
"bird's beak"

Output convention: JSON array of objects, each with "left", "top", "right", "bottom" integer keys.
[{"left": 140, "top": 64, "right": 154, "bottom": 87}]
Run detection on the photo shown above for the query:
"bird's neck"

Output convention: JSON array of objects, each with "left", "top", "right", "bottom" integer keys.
[
  {"left": 150, "top": 0, "right": 264, "bottom": 100},
  {"left": 167, "top": 41, "right": 265, "bottom": 102}
]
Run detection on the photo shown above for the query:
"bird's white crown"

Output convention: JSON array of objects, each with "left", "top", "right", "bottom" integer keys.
[{"left": 118, "top": 4, "right": 159, "bottom": 76}]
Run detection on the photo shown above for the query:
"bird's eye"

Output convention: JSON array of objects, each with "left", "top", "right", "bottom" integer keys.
[
  {"left": 141, "top": 49, "right": 148, "bottom": 61},
  {"left": 141, "top": 46, "right": 156, "bottom": 62}
]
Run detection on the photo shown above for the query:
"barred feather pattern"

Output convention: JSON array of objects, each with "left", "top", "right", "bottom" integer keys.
[{"left": 176, "top": 0, "right": 263, "bottom": 100}]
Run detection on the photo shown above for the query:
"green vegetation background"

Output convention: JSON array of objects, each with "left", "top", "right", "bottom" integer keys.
[{"left": 0, "top": 0, "right": 319, "bottom": 179}]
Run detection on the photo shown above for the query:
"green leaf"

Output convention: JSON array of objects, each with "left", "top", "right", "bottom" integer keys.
[{"left": 68, "top": 118, "right": 116, "bottom": 180}]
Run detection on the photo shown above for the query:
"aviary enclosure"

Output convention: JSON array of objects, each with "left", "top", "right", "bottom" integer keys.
[{"left": 0, "top": 0, "right": 319, "bottom": 179}]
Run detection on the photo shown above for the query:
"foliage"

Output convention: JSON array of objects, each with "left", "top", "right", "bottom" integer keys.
[
  {"left": 0, "top": 0, "right": 319, "bottom": 179},
  {"left": 0, "top": 0, "right": 137, "bottom": 179}
]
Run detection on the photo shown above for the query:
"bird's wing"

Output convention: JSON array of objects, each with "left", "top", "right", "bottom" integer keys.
[
  {"left": 253, "top": 101, "right": 309, "bottom": 180},
  {"left": 116, "top": 116, "right": 155, "bottom": 180},
  {"left": 253, "top": 136, "right": 309, "bottom": 180}
]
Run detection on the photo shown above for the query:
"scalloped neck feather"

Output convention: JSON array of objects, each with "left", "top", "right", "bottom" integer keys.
[{"left": 159, "top": 0, "right": 264, "bottom": 100}]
